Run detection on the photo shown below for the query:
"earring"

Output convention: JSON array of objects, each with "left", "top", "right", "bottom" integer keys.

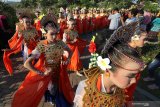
[{"left": 105, "top": 71, "right": 110, "bottom": 77}]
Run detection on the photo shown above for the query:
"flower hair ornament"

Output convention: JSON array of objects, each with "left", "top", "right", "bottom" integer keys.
[
  {"left": 131, "top": 34, "right": 140, "bottom": 41},
  {"left": 97, "top": 56, "right": 112, "bottom": 71},
  {"left": 88, "top": 35, "right": 98, "bottom": 68},
  {"left": 40, "top": 28, "right": 47, "bottom": 34},
  {"left": 19, "top": 10, "right": 32, "bottom": 19},
  {"left": 101, "top": 21, "right": 146, "bottom": 71},
  {"left": 89, "top": 35, "right": 111, "bottom": 71}
]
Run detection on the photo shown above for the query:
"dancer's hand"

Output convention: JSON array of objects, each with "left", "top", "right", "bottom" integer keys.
[
  {"left": 62, "top": 59, "right": 69, "bottom": 65},
  {"left": 70, "top": 41, "right": 75, "bottom": 44},
  {"left": 2, "top": 49, "right": 11, "bottom": 51},
  {"left": 44, "top": 68, "right": 52, "bottom": 76},
  {"left": 73, "top": 38, "right": 77, "bottom": 43},
  {"left": 63, "top": 51, "right": 69, "bottom": 58},
  {"left": 70, "top": 39, "right": 77, "bottom": 44}
]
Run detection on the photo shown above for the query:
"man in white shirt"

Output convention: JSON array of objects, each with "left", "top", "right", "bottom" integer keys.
[{"left": 108, "top": 8, "right": 124, "bottom": 36}]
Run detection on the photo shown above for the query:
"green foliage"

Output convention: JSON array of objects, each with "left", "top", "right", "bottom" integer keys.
[
  {"left": 89, "top": 53, "right": 99, "bottom": 68},
  {"left": 56, "top": 0, "right": 68, "bottom": 8},
  {"left": 0, "top": 1, "right": 17, "bottom": 30},
  {"left": 20, "top": 0, "right": 58, "bottom": 8},
  {"left": 20, "top": 0, "right": 37, "bottom": 8},
  {"left": 96, "top": 0, "right": 132, "bottom": 9},
  {"left": 39, "top": 0, "right": 58, "bottom": 8},
  {"left": 82, "top": 1, "right": 96, "bottom": 7},
  {"left": 17, "top": 0, "right": 160, "bottom": 12},
  {"left": 141, "top": 43, "right": 160, "bottom": 63},
  {"left": 144, "top": 1, "right": 160, "bottom": 12}
]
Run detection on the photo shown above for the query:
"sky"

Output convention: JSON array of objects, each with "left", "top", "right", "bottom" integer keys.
[{"left": 1, "top": 0, "right": 21, "bottom": 2}]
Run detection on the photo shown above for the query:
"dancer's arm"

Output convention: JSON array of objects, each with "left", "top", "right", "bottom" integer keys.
[
  {"left": 62, "top": 32, "right": 67, "bottom": 43},
  {"left": 24, "top": 48, "right": 51, "bottom": 76},
  {"left": 73, "top": 80, "right": 87, "bottom": 107},
  {"left": 65, "top": 45, "right": 72, "bottom": 59}
]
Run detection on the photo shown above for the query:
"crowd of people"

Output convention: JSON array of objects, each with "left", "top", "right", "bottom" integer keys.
[{"left": 0, "top": 4, "right": 160, "bottom": 107}]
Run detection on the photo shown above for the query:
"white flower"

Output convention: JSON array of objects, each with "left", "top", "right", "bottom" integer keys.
[
  {"left": 97, "top": 56, "right": 112, "bottom": 71},
  {"left": 95, "top": 53, "right": 99, "bottom": 56},
  {"left": 40, "top": 28, "right": 46, "bottom": 34},
  {"left": 90, "top": 59, "right": 93, "bottom": 61},
  {"left": 131, "top": 35, "right": 140, "bottom": 41},
  {"left": 93, "top": 58, "right": 96, "bottom": 60}
]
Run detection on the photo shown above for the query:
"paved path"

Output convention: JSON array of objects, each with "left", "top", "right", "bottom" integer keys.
[{"left": 0, "top": 29, "right": 159, "bottom": 107}]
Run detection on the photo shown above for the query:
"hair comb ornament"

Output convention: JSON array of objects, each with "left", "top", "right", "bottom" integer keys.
[
  {"left": 34, "top": 8, "right": 41, "bottom": 13},
  {"left": 101, "top": 21, "right": 146, "bottom": 71},
  {"left": 112, "top": 47, "right": 145, "bottom": 71},
  {"left": 19, "top": 10, "right": 32, "bottom": 19},
  {"left": 101, "top": 21, "right": 139, "bottom": 54},
  {"left": 41, "top": 14, "right": 58, "bottom": 28}
]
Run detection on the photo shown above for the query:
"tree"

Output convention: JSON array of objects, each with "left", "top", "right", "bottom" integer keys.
[{"left": 0, "top": 1, "right": 17, "bottom": 30}]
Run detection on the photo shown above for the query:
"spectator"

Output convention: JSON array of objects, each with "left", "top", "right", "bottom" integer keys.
[
  {"left": 125, "top": 9, "right": 138, "bottom": 25},
  {"left": 108, "top": 8, "right": 124, "bottom": 36}
]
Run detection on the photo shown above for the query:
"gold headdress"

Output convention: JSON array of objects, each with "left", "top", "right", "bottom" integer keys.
[
  {"left": 41, "top": 14, "right": 57, "bottom": 28},
  {"left": 35, "top": 8, "right": 41, "bottom": 13},
  {"left": 16, "top": 10, "right": 22, "bottom": 18},
  {"left": 67, "top": 13, "right": 74, "bottom": 19},
  {"left": 20, "top": 10, "right": 32, "bottom": 19},
  {"left": 75, "top": 7, "right": 79, "bottom": 10},
  {"left": 101, "top": 21, "right": 146, "bottom": 72},
  {"left": 102, "top": 21, "right": 139, "bottom": 53}
]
